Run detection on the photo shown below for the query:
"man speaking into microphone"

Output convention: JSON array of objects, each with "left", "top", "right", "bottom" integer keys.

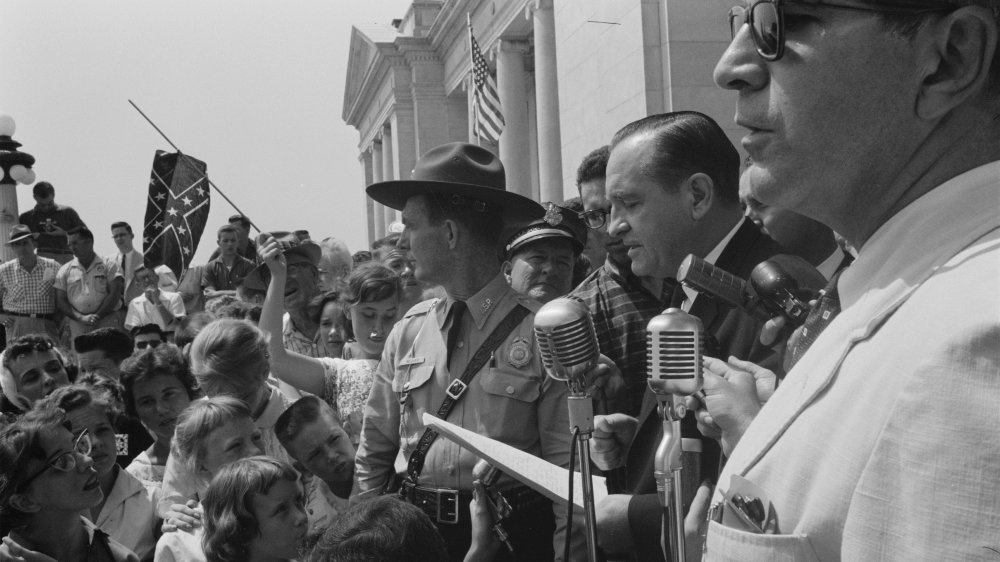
[{"left": 589, "top": 111, "right": 785, "bottom": 561}]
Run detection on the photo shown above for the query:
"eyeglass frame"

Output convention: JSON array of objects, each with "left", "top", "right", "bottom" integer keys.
[
  {"left": 19, "top": 429, "right": 93, "bottom": 491},
  {"left": 580, "top": 209, "right": 609, "bottom": 230},
  {"left": 728, "top": 0, "right": 958, "bottom": 61}
]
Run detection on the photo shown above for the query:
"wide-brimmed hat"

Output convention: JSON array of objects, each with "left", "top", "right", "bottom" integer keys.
[
  {"left": 242, "top": 231, "right": 321, "bottom": 291},
  {"left": 503, "top": 203, "right": 587, "bottom": 258},
  {"left": 366, "top": 142, "right": 543, "bottom": 223},
  {"left": 6, "top": 224, "right": 38, "bottom": 245}
]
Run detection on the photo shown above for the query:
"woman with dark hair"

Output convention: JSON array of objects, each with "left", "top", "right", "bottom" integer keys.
[
  {"left": 120, "top": 343, "right": 199, "bottom": 497},
  {"left": 202, "top": 456, "right": 306, "bottom": 562},
  {"left": 40, "top": 382, "right": 157, "bottom": 560},
  {"left": 0, "top": 407, "right": 139, "bottom": 561},
  {"left": 307, "top": 290, "right": 351, "bottom": 360}
]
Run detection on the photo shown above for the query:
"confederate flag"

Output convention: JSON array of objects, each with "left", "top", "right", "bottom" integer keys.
[{"left": 142, "top": 150, "right": 210, "bottom": 278}]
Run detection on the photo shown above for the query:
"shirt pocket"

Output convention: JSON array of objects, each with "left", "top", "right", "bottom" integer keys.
[
  {"left": 67, "top": 269, "right": 85, "bottom": 286},
  {"left": 705, "top": 521, "right": 819, "bottom": 562},
  {"left": 392, "top": 363, "right": 434, "bottom": 394},
  {"left": 480, "top": 367, "right": 541, "bottom": 402},
  {"left": 477, "top": 367, "right": 541, "bottom": 446}
]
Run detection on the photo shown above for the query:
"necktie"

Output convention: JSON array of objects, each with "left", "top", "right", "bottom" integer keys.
[
  {"left": 788, "top": 270, "right": 843, "bottom": 368},
  {"left": 446, "top": 300, "right": 467, "bottom": 369}
]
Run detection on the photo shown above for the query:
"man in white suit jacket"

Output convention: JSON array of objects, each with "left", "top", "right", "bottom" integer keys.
[{"left": 693, "top": 2, "right": 1000, "bottom": 560}]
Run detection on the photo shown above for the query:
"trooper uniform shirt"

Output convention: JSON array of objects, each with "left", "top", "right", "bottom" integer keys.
[{"left": 355, "top": 273, "right": 578, "bottom": 553}]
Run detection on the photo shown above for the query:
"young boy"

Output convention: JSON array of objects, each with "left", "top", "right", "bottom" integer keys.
[{"left": 275, "top": 395, "right": 355, "bottom": 538}]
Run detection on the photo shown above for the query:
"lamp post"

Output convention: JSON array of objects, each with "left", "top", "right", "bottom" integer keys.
[{"left": 0, "top": 115, "right": 36, "bottom": 261}]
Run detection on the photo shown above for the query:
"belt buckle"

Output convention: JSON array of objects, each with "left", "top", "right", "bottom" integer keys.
[
  {"left": 445, "top": 379, "right": 467, "bottom": 400},
  {"left": 436, "top": 488, "right": 460, "bottom": 524}
]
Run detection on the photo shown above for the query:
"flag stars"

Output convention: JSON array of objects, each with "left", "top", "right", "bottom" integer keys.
[
  {"left": 155, "top": 192, "right": 167, "bottom": 201},
  {"left": 167, "top": 208, "right": 179, "bottom": 216},
  {"left": 178, "top": 226, "right": 187, "bottom": 235}
]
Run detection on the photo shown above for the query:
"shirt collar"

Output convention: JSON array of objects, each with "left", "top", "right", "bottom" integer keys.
[
  {"left": 445, "top": 272, "right": 509, "bottom": 330},
  {"left": 254, "top": 384, "right": 286, "bottom": 429},
  {"left": 840, "top": 160, "right": 1000, "bottom": 309}
]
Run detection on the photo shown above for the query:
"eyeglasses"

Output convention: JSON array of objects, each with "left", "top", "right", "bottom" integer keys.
[
  {"left": 580, "top": 209, "right": 609, "bottom": 230},
  {"left": 729, "top": 0, "right": 956, "bottom": 61},
  {"left": 135, "top": 340, "right": 162, "bottom": 350},
  {"left": 20, "top": 429, "right": 92, "bottom": 490}
]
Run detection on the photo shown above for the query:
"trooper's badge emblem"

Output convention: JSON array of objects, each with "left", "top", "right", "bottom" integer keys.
[{"left": 508, "top": 336, "right": 532, "bottom": 368}]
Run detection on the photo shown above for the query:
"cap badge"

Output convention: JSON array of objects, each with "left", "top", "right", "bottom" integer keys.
[{"left": 543, "top": 203, "right": 563, "bottom": 226}]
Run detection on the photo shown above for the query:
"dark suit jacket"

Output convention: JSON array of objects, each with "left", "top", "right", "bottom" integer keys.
[{"left": 625, "top": 218, "right": 786, "bottom": 561}]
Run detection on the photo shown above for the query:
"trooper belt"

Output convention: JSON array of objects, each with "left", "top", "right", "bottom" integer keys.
[{"left": 400, "top": 481, "right": 548, "bottom": 525}]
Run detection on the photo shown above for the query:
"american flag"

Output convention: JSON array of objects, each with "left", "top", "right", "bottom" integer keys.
[
  {"left": 468, "top": 20, "right": 504, "bottom": 144},
  {"left": 142, "top": 150, "right": 211, "bottom": 278}
]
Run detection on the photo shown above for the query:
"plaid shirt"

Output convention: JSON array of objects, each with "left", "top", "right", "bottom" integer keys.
[
  {"left": 283, "top": 313, "right": 331, "bottom": 358},
  {"left": 0, "top": 256, "right": 61, "bottom": 314},
  {"left": 569, "top": 258, "right": 673, "bottom": 417}
]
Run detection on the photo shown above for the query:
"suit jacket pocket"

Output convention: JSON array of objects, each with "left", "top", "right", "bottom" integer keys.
[{"left": 705, "top": 521, "right": 819, "bottom": 562}]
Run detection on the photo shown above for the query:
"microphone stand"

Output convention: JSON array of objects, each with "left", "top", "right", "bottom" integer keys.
[
  {"left": 654, "top": 395, "right": 687, "bottom": 562},
  {"left": 567, "top": 382, "right": 600, "bottom": 562}
]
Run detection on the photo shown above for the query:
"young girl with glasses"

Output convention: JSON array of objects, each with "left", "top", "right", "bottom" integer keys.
[{"left": 0, "top": 407, "right": 139, "bottom": 561}]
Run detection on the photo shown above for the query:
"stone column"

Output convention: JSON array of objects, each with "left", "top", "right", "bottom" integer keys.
[
  {"left": 371, "top": 139, "right": 385, "bottom": 238},
  {"left": 533, "top": 0, "right": 564, "bottom": 204},
  {"left": 495, "top": 40, "right": 533, "bottom": 200},
  {"left": 381, "top": 126, "right": 397, "bottom": 230},
  {"left": 361, "top": 150, "right": 376, "bottom": 246}
]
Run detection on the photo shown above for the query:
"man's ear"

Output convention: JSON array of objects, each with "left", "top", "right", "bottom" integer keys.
[
  {"left": 443, "top": 219, "right": 461, "bottom": 250},
  {"left": 501, "top": 261, "right": 513, "bottom": 284},
  {"left": 916, "top": 6, "right": 998, "bottom": 120},
  {"left": 8, "top": 492, "right": 41, "bottom": 514},
  {"left": 685, "top": 173, "right": 716, "bottom": 220}
]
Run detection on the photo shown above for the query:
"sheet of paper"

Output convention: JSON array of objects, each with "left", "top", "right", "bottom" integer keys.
[{"left": 422, "top": 412, "right": 607, "bottom": 509}]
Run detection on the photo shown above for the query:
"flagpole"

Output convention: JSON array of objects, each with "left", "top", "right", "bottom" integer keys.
[{"left": 128, "top": 99, "right": 261, "bottom": 234}]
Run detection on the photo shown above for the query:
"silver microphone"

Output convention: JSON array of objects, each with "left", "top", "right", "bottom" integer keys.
[
  {"left": 646, "top": 307, "right": 704, "bottom": 397},
  {"left": 647, "top": 307, "right": 703, "bottom": 562},
  {"left": 533, "top": 296, "right": 599, "bottom": 394}
]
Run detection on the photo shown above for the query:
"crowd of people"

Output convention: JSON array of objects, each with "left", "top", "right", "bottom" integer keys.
[{"left": 1, "top": 1, "right": 998, "bottom": 560}]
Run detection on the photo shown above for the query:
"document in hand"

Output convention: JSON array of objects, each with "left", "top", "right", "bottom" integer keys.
[{"left": 422, "top": 412, "right": 608, "bottom": 510}]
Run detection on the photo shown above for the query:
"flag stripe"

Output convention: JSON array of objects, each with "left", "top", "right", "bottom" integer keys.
[{"left": 469, "top": 24, "right": 504, "bottom": 144}]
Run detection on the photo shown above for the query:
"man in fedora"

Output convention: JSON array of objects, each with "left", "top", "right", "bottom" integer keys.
[
  {"left": 358, "top": 142, "right": 586, "bottom": 561},
  {"left": 243, "top": 231, "right": 328, "bottom": 358},
  {"left": 501, "top": 202, "right": 587, "bottom": 305},
  {"left": 0, "top": 224, "right": 63, "bottom": 344}
]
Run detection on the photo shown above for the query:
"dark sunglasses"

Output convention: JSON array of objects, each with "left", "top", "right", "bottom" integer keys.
[
  {"left": 135, "top": 340, "right": 162, "bottom": 350},
  {"left": 729, "top": 0, "right": 956, "bottom": 61}
]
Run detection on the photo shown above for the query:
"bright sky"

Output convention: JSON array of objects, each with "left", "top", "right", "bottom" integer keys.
[{"left": 0, "top": 0, "right": 411, "bottom": 264}]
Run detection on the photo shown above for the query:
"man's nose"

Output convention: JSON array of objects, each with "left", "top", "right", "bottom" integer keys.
[{"left": 713, "top": 21, "right": 768, "bottom": 92}]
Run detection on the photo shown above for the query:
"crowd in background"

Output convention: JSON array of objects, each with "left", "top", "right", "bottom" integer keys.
[{"left": 1, "top": 1, "right": 999, "bottom": 560}]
